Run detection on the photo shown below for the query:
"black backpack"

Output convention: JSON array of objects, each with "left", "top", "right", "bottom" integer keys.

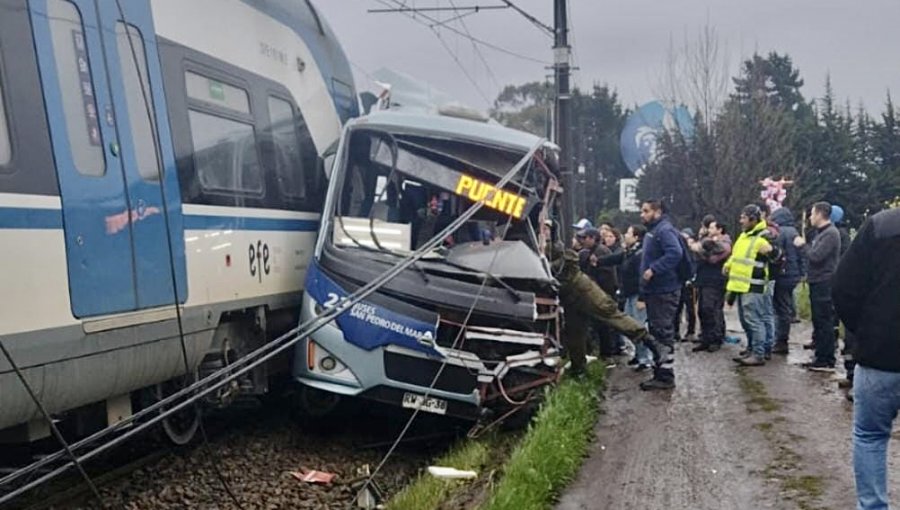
[{"left": 676, "top": 233, "right": 697, "bottom": 283}]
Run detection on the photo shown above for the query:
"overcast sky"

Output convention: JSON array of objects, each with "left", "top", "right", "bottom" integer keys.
[{"left": 314, "top": 1, "right": 899, "bottom": 116}]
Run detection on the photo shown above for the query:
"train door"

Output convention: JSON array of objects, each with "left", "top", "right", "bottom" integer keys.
[
  {"left": 30, "top": 0, "right": 137, "bottom": 317},
  {"left": 96, "top": 1, "right": 186, "bottom": 309},
  {"left": 30, "top": 0, "right": 186, "bottom": 317}
]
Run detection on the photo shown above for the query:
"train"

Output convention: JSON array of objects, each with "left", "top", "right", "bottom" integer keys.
[{"left": 0, "top": 0, "right": 357, "bottom": 445}]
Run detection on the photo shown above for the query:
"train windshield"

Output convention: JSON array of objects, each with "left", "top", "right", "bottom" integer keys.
[{"left": 328, "top": 128, "right": 555, "bottom": 263}]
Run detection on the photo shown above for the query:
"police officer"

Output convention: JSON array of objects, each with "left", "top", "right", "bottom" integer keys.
[{"left": 550, "top": 245, "right": 666, "bottom": 378}]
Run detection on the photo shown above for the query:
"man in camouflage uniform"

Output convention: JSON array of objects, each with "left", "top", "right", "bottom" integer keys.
[{"left": 551, "top": 245, "right": 664, "bottom": 375}]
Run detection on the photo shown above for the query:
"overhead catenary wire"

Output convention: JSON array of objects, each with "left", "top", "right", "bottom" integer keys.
[
  {"left": 373, "top": 0, "right": 491, "bottom": 106},
  {"left": 447, "top": 0, "right": 501, "bottom": 92},
  {"left": 374, "top": 0, "right": 551, "bottom": 65},
  {"left": 499, "top": 0, "right": 554, "bottom": 36},
  {"left": 0, "top": 135, "right": 546, "bottom": 506}
]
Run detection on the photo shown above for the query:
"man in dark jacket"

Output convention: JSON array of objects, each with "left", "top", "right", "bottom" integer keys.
[
  {"left": 638, "top": 199, "right": 683, "bottom": 390},
  {"left": 769, "top": 207, "right": 804, "bottom": 354},
  {"left": 832, "top": 207, "right": 900, "bottom": 510},
  {"left": 795, "top": 202, "right": 842, "bottom": 371},
  {"left": 690, "top": 217, "right": 732, "bottom": 352}
]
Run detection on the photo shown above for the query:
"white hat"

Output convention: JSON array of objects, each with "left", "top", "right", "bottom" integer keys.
[{"left": 572, "top": 218, "right": 593, "bottom": 230}]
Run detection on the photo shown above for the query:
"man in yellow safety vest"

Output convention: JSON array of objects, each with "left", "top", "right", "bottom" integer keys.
[{"left": 724, "top": 204, "right": 783, "bottom": 366}]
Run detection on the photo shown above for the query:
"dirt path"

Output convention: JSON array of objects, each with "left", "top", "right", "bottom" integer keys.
[{"left": 556, "top": 313, "right": 900, "bottom": 510}]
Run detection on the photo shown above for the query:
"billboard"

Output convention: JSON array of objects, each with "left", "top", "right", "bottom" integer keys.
[{"left": 620, "top": 101, "right": 694, "bottom": 175}]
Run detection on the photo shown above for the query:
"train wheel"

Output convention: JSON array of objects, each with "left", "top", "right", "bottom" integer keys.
[{"left": 155, "top": 378, "right": 201, "bottom": 446}]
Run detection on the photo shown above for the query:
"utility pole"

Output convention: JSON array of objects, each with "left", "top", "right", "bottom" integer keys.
[{"left": 553, "top": 0, "right": 575, "bottom": 240}]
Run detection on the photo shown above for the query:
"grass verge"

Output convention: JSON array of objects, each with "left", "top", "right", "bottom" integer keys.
[
  {"left": 386, "top": 438, "right": 493, "bottom": 510},
  {"left": 481, "top": 362, "right": 604, "bottom": 510},
  {"left": 386, "top": 362, "right": 605, "bottom": 510}
]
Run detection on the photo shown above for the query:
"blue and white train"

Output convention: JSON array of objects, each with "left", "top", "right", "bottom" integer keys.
[{"left": 0, "top": 0, "right": 356, "bottom": 444}]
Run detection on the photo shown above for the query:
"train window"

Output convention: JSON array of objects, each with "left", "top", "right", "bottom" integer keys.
[
  {"left": 116, "top": 22, "right": 159, "bottom": 182},
  {"left": 188, "top": 110, "right": 262, "bottom": 194},
  {"left": 185, "top": 71, "right": 250, "bottom": 115},
  {"left": 46, "top": 0, "right": 105, "bottom": 177},
  {"left": 266, "top": 96, "right": 308, "bottom": 200},
  {"left": 0, "top": 54, "right": 10, "bottom": 166}
]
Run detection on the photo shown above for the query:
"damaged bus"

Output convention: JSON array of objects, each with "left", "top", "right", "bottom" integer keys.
[{"left": 292, "top": 110, "right": 563, "bottom": 424}]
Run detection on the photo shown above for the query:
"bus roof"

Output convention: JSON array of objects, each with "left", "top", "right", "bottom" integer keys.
[{"left": 349, "top": 110, "right": 555, "bottom": 154}]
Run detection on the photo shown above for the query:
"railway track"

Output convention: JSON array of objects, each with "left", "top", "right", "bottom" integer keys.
[{"left": 3, "top": 395, "right": 464, "bottom": 510}]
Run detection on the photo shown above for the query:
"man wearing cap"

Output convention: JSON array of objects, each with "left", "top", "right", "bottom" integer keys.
[
  {"left": 725, "top": 204, "right": 782, "bottom": 366},
  {"left": 572, "top": 218, "right": 593, "bottom": 232}
]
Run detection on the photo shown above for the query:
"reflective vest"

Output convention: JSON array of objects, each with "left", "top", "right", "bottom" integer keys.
[{"left": 725, "top": 221, "right": 772, "bottom": 294}]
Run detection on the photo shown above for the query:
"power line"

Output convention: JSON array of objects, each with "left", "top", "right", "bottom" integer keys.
[
  {"left": 368, "top": 4, "right": 507, "bottom": 13},
  {"left": 354, "top": 140, "right": 544, "bottom": 504},
  {"left": 374, "top": 0, "right": 551, "bottom": 65},
  {"left": 499, "top": 0, "right": 554, "bottom": 36},
  {"left": 0, "top": 339, "right": 103, "bottom": 505},
  {"left": 431, "top": 26, "right": 493, "bottom": 106},
  {"left": 0, "top": 135, "right": 546, "bottom": 506},
  {"left": 447, "top": 0, "right": 501, "bottom": 92},
  {"left": 374, "top": 0, "right": 491, "bottom": 106}
]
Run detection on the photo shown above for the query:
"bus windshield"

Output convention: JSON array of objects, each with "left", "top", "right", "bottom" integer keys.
[{"left": 329, "top": 128, "right": 556, "bottom": 257}]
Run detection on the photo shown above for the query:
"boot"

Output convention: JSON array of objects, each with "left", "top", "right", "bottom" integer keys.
[
  {"left": 733, "top": 351, "right": 751, "bottom": 362},
  {"left": 738, "top": 355, "right": 766, "bottom": 366},
  {"left": 640, "top": 378, "right": 675, "bottom": 391},
  {"left": 772, "top": 342, "right": 789, "bottom": 355}
]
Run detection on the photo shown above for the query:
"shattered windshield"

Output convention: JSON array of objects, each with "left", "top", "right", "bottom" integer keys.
[{"left": 330, "top": 128, "right": 550, "bottom": 256}]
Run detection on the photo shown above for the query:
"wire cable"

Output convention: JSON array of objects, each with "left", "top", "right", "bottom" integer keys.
[
  {"left": 374, "top": 0, "right": 491, "bottom": 106},
  {"left": 375, "top": 0, "right": 550, "bottom": 65},
  {"left": 0, "top": 136, "right": 546, "bottom": 507},
  {"left": 446, "top": 0, "right": 501, "bottom": 92},
  {"left": 499, "top": 0, "right": 554, "bottom": 36},
  {"left": 430, "top": 26, "right": 492, "bottom": 106},
  {"left": 354, "top": 149, "right": 542, "bottom": 502},
  {"left": 0, "top": 339, "right": 104, "bottom": 505},
  {"left": 111, "top": 3, "right": 244, "bottom": 507}
]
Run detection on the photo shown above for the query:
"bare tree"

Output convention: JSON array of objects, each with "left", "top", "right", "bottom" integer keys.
[{"left": 652, "top": 20, "right": 731, "bottom": 131}]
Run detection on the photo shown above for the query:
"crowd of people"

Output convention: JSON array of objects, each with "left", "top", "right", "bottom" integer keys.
[
  {"left": 551, "top": 198, "right": 900, "bottom": 510},
  {"left": 556, "top": 198, "right": 855, "bottom": 390}
]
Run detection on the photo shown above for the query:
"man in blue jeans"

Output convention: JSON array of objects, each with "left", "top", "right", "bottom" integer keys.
[
  {"left": 725, "top": 205, "right": 781, "bottom": 366},
  {"left": 833, "top": 207, "right": 900, "bottom": 510}
]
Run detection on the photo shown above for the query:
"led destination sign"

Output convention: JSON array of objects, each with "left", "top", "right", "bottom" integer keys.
[{"left": 454, "top": 175, "right": 527, "bottom": 219}]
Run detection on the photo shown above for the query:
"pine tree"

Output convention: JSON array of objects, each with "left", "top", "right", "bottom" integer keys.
[{"left": 873, "top": 92, "right": 900, "bottom": 208}]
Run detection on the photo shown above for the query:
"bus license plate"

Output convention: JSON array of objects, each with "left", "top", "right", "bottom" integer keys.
[{"left": 402, "top": 392, "right": 448, "bottom": 415}]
